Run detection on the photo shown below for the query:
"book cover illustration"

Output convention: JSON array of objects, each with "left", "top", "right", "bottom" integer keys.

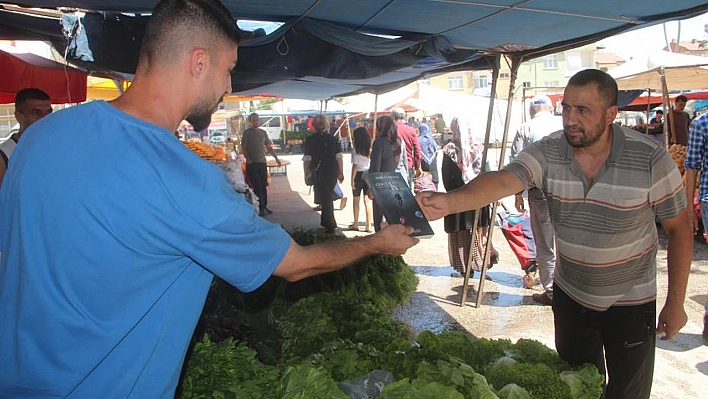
[{"left": 365, "top": 172, "right": 434, "bottom": 238}]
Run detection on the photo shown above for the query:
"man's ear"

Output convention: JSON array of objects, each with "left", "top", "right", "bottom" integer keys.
[
  {"left": 606, "top": 105, "right": 618, "bottom": 125},
  {"left": 188, "top": 48, "right": 210, "bottom": 79},
  {"left": 14, "top": 109, "right": 23, "bottom": 125}
]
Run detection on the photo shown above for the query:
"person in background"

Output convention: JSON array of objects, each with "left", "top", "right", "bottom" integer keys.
[
  {"left": 241, "top": 112, "right": 280, "bottom": 217},
  {"left": 442, "top": 117, "right": 498, "bottom": 279},
  {"left": 417, "top": 121, "right": 439, "bottom": 190},
  {"left": 349, "top": 127, "right": 373, "bottom": 232},
  {"left": 671, "top": 95, "right": 690, "bottom": 145},
  {"left": 369, "top": 115, "right": 403, "bottom": 232},
  {"left": 303, "top": 114, "right": 344, "bottom": 234},
  {"left": 510, "top": 95, "right": 562, "bottom": 305},
  {"left": 435, "top": 114, "right": 447, "bottom": 138},
  {"left": 340, "top": 118, "right": 350, "bottom": 152},
  {"left": 684, "top": 110, "right": 708, "bottom": 345},
  {"left": 634, "top": 111, "right": 647, "bottom": 130},
  {"left": 648, "top": 109, "right": 665, "bottom": 144},
  {"left": 0, "top": 1, "right": 418, "bottom": 397},
  {"left": 419, "top": 69, "right": 691, "bottom": 399},
  {"left": 0, "top": 88, "right": 52, "bottom": 189},
  {"left": 391, "top": 107, "right": 422, "bottom": 187}
]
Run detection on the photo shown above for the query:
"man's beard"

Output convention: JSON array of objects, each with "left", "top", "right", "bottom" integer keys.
[
  {"left": 186, "top": 96, "right": 222, "bottom": 131},
  {"left": 563, "top": 116, "right": 606, "bottom": 148}
]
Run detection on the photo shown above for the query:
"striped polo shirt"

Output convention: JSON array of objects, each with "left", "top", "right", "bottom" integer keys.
[{"left": 504, "top": 124, "right": 686, "bottom": 311}]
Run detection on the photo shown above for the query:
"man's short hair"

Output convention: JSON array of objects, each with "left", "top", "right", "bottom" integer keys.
[
  {"left": 248, "top": 112, "right": 259, "bottom": 119},
  {"left": 140, "top": 0, "right": 244, "bottom": 67},
  {"left": 15, "top": 88, "right": 50, "bottom": 109},
  {"left": 567, "top": 69, "right": 618, "bottom": 108},
  {"left": 655, "top": 110, "right": 664, "bottom": 115},
  {"left": 675, "top": 95, "right": 688, "bottom": 103}
]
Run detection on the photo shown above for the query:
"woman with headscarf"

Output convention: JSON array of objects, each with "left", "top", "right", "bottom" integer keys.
[
  {"left": 417, "top": 121, "right": 439, "bottom": 190},
  {"left": 442, "top": 117, "right": 499, "bottom": 278},
  {"left": 368, "top": 115, "right": 403, "bottom": 232},
  {"left": 303, "top": 114, "right": 344, "bottom": 234}
]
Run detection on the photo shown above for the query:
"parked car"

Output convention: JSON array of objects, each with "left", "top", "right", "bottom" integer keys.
[{"left": 210, "top": 130, "right": 226, "bottom": 144}]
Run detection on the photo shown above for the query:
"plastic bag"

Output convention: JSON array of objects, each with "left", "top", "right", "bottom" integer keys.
[{"left": 338, "top": 370, "right": 396, "bottom": 399}]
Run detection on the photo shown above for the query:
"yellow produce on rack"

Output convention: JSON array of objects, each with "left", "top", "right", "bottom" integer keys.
[
  {"left": 182, "top": 141, "right": 228, "bottom": 162},
  {"left": 668, "top": 144, "right": 686, "bottom": 174}
]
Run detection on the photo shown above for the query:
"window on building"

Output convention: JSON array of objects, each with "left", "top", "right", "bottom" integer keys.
[
  {"left": 543, "top": 81, "right": 559, "bottom": 87},
  {"left": 473, "top": 74, "right": 489, "bottom": 89},
  {"left": 419, "top": 78, "right": 432, "bottom": 85},
  {"left": 543, "top": 54, "right": 558, "bottom": 69},
  {"left": 522, "top": 81, "right": 531, "bottom": 88},
  {"left": 500, "top": 72, "right": 510, "bottom": 79},
  {"left": 0, "top": 107, "right": 16, "bottom": 137},
  {"left": 448, "top": 76, "right": 464, "bottom": 90}
]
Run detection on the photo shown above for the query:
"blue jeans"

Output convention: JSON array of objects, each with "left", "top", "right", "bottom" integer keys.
[{"left": 699, "top": 201, "right": 708, "bottom": 314}]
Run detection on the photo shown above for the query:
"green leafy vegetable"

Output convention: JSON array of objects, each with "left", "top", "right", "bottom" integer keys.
[
  {"left": 380, "top": 378, "right": 466, "bottom": 399},
  {"left": 497, "top": 383, "right": 532, "bottom": 399},
  {"left": 560, "top": 365, "right": 604, "bottom": 399},
  {"left": 277, "top": 362, "right": 349, "bottom": 399},
  {"left": 486, "top": 362, "right": 572, "bottom": 399}
]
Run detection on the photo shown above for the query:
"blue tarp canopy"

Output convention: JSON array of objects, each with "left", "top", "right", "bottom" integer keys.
[{"left": 1, "top": 1, "right": 708, "bottom": 99}]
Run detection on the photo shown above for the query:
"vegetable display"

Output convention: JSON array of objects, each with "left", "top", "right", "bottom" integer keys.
[{"left": 177, "top": 230, "right": 602, "bottom": 399}]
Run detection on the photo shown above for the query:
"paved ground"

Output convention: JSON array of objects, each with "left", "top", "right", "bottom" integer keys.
[{"left": 263, "top": 153, "right": 708, "bottom": 399}]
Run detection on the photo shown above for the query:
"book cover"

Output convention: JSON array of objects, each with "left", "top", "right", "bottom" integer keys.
[{"left": 365, "top": 172, "right": 434, "bottom": 238}]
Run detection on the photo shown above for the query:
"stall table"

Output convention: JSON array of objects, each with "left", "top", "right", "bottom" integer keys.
[{"left": 267, "top": 158, "right": 290, "bottom": 176}]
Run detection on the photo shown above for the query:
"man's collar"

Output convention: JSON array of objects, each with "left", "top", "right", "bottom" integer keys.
[{"left": 560, "top": 124, "right": 624, "bottom": 163}]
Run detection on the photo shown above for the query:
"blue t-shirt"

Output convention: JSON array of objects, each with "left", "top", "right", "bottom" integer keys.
[{"left": 0, "top": 101, "right": 291, "bottom": 398}]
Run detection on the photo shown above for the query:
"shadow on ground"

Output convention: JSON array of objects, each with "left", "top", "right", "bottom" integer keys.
[{"left": 656, "top": 332, "right": 706, "bottom": 352}]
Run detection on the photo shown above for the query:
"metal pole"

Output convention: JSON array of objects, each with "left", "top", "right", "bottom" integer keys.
[
  {"left": 460, "top": 55, "right": 500, "bottom": 306},
  {"left": 373, "top": 93, "right": 379, "bottom": 137},
  {"left": 645, "top": 88, "right": 651, "bottom": 135},
  {"left": 660, "top": 68, "right": 674, "bottom": 147},
  {"left": 474, "top": 56, "right": 521, "bottom": 308}
]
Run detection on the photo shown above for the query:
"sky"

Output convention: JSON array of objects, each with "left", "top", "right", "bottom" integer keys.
[{"left": 598, "top": 11, "right": 708, "bottom": 60}]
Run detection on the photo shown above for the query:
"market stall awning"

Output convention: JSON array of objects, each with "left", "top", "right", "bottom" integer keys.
[
  {"left": 2, "top": 1, "right": 708, "bottom": 99},
  {"left": 618, "top": 94, "right": 666, "bottom": 112},
  {"left": 610, "top": 50, "right": 708, "bottom": 91},
  {"left": 0, "top": 49, "right": 87, "bottom": 104}
]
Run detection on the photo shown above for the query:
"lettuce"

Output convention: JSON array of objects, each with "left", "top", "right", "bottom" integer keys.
[
  {"left": 497, "top": 383, "right": 532, "bottom": 399},
  {"left": 560, "top": 365, "right": 604, "bottom": 399}
]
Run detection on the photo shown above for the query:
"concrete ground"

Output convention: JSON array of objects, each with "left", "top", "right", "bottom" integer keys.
[{"left": 262, "top": 153, "right": 708, "bottom": 399}]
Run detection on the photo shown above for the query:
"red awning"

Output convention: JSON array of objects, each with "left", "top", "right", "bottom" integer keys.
[
  {"left": 0, "top": 50, "right": 87, "bottom": 104},
  {"left": 619, "top": 95, "right": 665, "bottom": 112}
]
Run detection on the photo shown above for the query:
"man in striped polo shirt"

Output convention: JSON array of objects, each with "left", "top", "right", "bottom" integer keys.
[{"left": 418, "top": 69, "right": 692, "bottom": 399}]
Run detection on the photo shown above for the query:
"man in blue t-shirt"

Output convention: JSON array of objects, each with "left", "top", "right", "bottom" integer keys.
[{"left": 0, "top": 1, "right": 418, "bottom": 398}]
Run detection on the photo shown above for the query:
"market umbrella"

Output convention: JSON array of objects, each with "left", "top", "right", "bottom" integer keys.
[{"left": 0, "top": 49, "right": 87, "bottom": 104}]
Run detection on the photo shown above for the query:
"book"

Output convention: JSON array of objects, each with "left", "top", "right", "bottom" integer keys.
[{"left": 364, "top": 172, "right": 434, "bottom": 238}]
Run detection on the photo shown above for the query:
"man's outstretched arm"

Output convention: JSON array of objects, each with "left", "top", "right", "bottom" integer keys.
[
  {"left": 417, "top": 169, "right": 525, "bottom": 221},
  {"left": 273, "top": 224, "right": 418, "bottom": 282}
]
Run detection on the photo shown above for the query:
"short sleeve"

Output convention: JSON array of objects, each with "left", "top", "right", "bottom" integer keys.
[
  {"left": 503, "top": 142, "right": 546, "bottom": 190},
  {"left": 188, "top": 202, "right": 292, "bottom": 292},
  {"left": 686, "top": 118, "right": 706, "bottom": 171},
  {"left": 650, "top": 147, "right": 687, "bottom": 220}
]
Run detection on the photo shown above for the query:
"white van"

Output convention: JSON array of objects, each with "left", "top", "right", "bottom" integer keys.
[{"left": 258, "top": 114, "right": 285, "bottom": 146}]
